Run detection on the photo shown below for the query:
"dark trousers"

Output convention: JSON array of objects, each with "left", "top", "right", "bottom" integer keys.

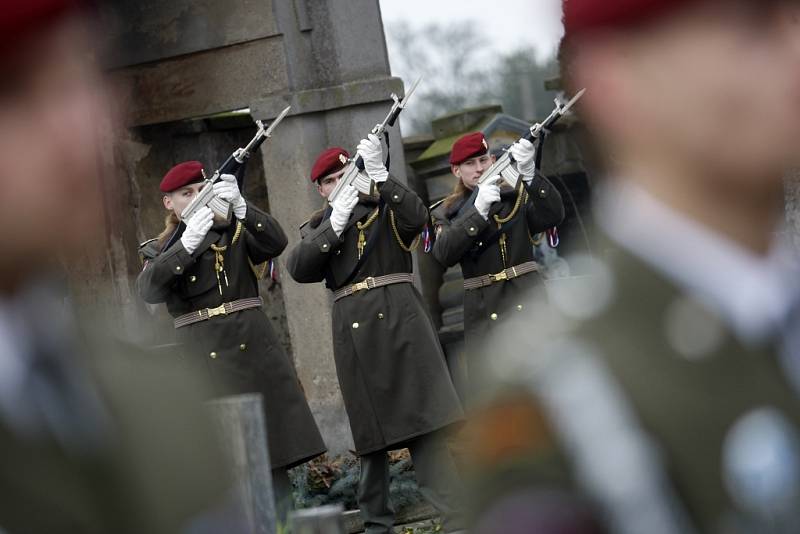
[{"left": 358, "top": 430, "right": 464, "bottom": 534}]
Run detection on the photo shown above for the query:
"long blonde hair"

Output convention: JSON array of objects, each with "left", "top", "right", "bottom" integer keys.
[
  {"left": 442, "top": 179, "right": 470, "bottom": 211},
  {"left": 157, "top": 211, "right": 180, "bottom": 249}
]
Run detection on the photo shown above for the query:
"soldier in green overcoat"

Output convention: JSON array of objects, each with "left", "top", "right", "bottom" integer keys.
[
  {"left": 0, "top": 3, "right": 235, "bottom": 531},
  {"left": 287, "top": 136, "right": 466, "bottom": 534},
  {"left": 137, "top": 161, "right": 326, "bottom": 515},
  {"left": 430, "top": 132, "right": 564, "bottom": 384},
  {"left": 468, "top": 1, "right": 800, "bottom": 532}
]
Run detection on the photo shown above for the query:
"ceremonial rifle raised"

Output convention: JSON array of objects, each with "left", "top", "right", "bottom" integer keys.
[
  {"left": 163, "top": 106, "right": 291, "bottom": 251},
  {"left": 326, "top": 77, "right": 422, "bottom": 203},
  {"left": 475, "top": 89, "right": 586, "bottom": 191}
]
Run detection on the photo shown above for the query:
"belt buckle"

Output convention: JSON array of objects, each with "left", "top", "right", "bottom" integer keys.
[
  {"left": 490, "top": 271, "right": 508, "bottom": 283},
  {"left": 207, "top": 303, "right": 228, "bottom": 318},
  {"left": 352, "top": 276, "right": 376, "bottom": 293}
]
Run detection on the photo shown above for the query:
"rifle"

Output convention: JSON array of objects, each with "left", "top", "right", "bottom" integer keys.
[
  {"left": 162, "top": 106, "right": 291, "bottom": 251},
  {"left": 473, "top": 89, "right": 586, "bottom": 192},
  {"left": 326, "top": 77, "right": 422, "bottom": 204}
]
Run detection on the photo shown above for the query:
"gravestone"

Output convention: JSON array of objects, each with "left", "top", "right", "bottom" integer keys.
[
  {"left": 290, "top": 504, "right": 346, "bottom": 534},
  {"left": 208, "top": 394, "right": 276, "bottom": 534}
]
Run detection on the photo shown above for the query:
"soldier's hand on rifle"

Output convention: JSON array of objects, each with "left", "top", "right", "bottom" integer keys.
[
  {"left": 180, "top": 206, "right": 214, "bottom": 254},
  {"left": 213, "top": 173, "right": 247, "bottom": 219},
  {"left": 510, "top": 139, "right": 537, "bottom": 181},
  {"left": 357, "top": 133, "right": 389, "bottom": 184},
  {"left": 330, "top": 185, "right": 359, "bottom": 237},
  {"left": 475, "top": 178, "right": 502, "bottom": 220}
]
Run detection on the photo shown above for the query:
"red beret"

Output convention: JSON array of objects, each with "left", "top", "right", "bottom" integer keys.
[
  {"left": 450, "top": 132, "right": 489, "bottom": 165},
  {"left": 160, "top": 161, "right": 205, "bottom": 193},
  {"left": 563, "top": 0, "right": 697, "bottom": 39},
  {"left": 311, "top": 147, "right": 350, "bottom": 182},
  {"left": 0, "top": 0, "right": 86, "bottom": 55}
]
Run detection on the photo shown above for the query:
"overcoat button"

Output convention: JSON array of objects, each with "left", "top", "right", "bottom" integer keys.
[
  {"left": 392, "top": 194, "right": 399, "bottom": 201},
  {"left": 256, "top": 223, "right": 264, "bottom": 229},
  {"left": 469, "top": 227, "right": 476, "bottom": 233},
  {"left": 175, "top": 266, "right": 182, "bottom": 272},
  {"left": 517, "top": 304, "right": 523, "bottom": 311},
  {"left": 377, "top": 313, "right": 384, "bottom": 320},
  {"left": 239, "top": 344, "right": 247, "bottom": 351},
  {"left": 490, "top": 313, "right": 498, "bottom": 321},
  {"left": 210, "top": 351, "right": 217, "bottom": 359},
  {"left": 352, "top": 322, "right": 360, "bottom": 329},
  {"left": 189, "top": 275, "right": 197, "bottom": 282}
]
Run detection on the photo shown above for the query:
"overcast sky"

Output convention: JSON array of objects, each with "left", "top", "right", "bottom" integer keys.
[{"left": 378, "top": 0, "right": 564, "bottom": 64}]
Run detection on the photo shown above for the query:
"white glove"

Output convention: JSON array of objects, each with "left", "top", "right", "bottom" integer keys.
[
  {"left": 356, "top": 133, "right": 389, "bottom": 183},
  {"left": 474, "top": 178, "right": 501, "bottom": 220},
  {"left": 330, "top": 185, "right": 359, "bottom": 237},
  {"left": 180, "top": 206, "right": 214, "bottom": 254},
  {"left": 510, "top": 139, "right": 536, "bottom": 181},
  {"left": 213, "top": 173, "right": 247, "bottom": 218}
]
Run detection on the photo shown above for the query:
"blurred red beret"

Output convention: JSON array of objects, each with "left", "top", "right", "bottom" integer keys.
[
  {"left": 563, "top": 0, "right": 697, "bottom": 39},
  {"left": 0, "top": 0, "right": 87, "bottom": 54},
  {"left": 450, "top": 132, "right": 489, "bottom": 166},
  {"left": 160, "top": 161, "right": 205, "bottom": 193},
  {"left": 311, "top": 147, "right": 350, "bottom": 182}
]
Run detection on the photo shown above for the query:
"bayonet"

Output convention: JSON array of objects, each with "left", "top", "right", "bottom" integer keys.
[{"left": 234, "top": 105, "right": 292, "bottom": 163}]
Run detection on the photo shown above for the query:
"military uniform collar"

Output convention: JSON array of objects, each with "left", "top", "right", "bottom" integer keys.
[
  {"left": 596, "top": 179, "right": 800, "bottom": 344},
  {"left": 445, "top": 193, "right": 469, "bottom": 218}
]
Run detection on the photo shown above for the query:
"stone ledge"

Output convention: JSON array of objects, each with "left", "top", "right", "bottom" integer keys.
[{"left": 250, "top": 77, "right": 405, "bottom": 121}]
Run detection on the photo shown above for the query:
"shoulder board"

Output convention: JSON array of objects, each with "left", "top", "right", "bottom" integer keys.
[
  {"left": 429, "top": 198, "right": 446, "bottom": 211},
  {"left": 299, "top": 219, "right": 311, "bottom": 230},
  {"left": 138, "top": 237, "right": 158, "bottom": 249},
  {"left": 138, "top": 238, "right": 162, "bottom": 263}
]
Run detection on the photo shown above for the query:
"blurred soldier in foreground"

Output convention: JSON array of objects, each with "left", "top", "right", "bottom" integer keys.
[
  {"left": 469, "top": 1, "right": 800, "bottom": 533},
  {"left": 287, "top": 140, "right": 466, "bottom": 533},
  {"left": 0, "top": 1, "right": 232, "bottom": 532},
  {"left": 137, "top": 161, "right": 327, "bottom": 518},
  {"left": 430, "top": 132, "right": 564, "bottom": 393}
]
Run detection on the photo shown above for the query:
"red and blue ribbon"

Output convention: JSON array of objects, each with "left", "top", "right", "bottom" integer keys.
[
  {"left": 268, "top": 259, "right": 279, "bottom": 282},
  {"left": 422, "top": 224, "right": 433, "bottom": 253},
  {"left": 547, "top": 227, "right": 560, "bottom": 248}
]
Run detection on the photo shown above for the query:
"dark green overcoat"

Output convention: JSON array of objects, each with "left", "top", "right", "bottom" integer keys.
[
  {"left": 138, "top": 202, "right": 326, "bottom": 469},
  {"left": 431, "top": 175, "right": 564, "bottom": 353},
  {"left": 286, "top": 176, "right": 464, "bottom": 455}
]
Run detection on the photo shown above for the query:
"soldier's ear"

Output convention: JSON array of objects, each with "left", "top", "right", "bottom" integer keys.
[
  {"left": 451, "top": 164, "right": 461, "bottom": 178},
  {"left": 162, "top": 194, "right": 173, "bottom": 211}
]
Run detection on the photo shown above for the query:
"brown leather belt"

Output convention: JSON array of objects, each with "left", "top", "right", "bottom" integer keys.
[
  {"left": 333, "top": 273, "right": 414, "bottom": 302},
  {"left": 174, "top": 297, "right": 263, "bottom": 329},
  {"left": 463, "top": 261, "right": 539, "bottom": 290}
]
